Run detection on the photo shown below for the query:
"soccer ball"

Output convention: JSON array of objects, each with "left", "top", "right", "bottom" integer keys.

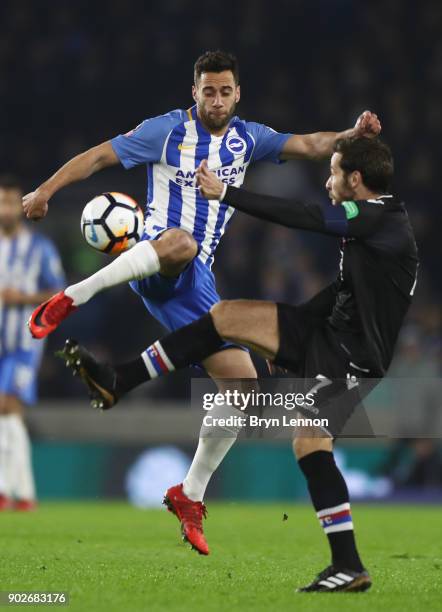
[{"left": 81, "top": 192, "right": 144, "bottom": 254}]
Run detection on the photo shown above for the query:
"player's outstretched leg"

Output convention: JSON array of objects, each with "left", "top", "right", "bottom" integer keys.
[
  {"left": 29, "top": 229, "right": 197, "bottom": 339},
  {"left": 55, "top": 309, "right": 225, "bottom": 410},
  {"left": 294, "top": 436, "right": 371, "bottom": 593},
  {"left": 57, "top": 302, "right": 278, "bottom": 409}
]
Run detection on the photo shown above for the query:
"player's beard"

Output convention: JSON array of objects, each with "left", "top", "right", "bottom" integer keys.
[
  {"left": 332, "top": 177, "right": 356, "bottom": 203},
  {"left": 0, "top": 217, "right": 21, "bottom": 235},
  {"left": 198, "top": 102, "right": 237, "bottom": 132}
]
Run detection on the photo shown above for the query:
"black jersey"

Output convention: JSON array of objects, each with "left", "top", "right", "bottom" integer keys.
[{"left": 224, "top": 187, "right": 419, "bottom": 376}]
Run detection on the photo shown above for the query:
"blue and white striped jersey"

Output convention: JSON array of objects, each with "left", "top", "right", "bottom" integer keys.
[
  {"left": 0, "top": 229, "right": 65, "bottom": 355},
  {"left": 111, "top": 106, "right": 292, "bottom": 266}
]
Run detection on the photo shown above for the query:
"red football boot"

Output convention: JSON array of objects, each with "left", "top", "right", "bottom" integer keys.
[
  {"left": 163, "top": 484, "right": 209, "bottom": 555},
  {"left": 13, "top": 499, "right": 37, "bottom": 512},
  {"left": 0, "top": 494, "right": 11, "bottom": 511},
  {"left": 28, "top": 291, "right": 77, "bottom": 339}
]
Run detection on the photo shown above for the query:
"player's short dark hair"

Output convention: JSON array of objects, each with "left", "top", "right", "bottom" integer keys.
[
  {"left": 194, "top": 50, "right": 239, "bottom": 84},
  {"left": 334, "top": 137, "right": 394, "bottom": 193},
  {"left": 0, "top": 173, "right": 23, "bottom": 193}
]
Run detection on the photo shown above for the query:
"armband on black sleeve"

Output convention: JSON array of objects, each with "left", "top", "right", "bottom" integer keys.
[{"left": 340, "top": 199, "right": 386, "bottom": 237}]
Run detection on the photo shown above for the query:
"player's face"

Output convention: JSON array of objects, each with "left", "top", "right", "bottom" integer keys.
[
  {"left": 0, "top": 188, "right": 23, "bottom": 234},
  {"left": 193, "top": 70, "right": 240, "bottom": 133},
  {"left": 326, "top": 153, "right": 357, "bottom": 203}
]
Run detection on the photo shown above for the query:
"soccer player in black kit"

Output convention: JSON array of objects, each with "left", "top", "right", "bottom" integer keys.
[{"left": 58, "top": 137, "right": 418, "bottom": 592}]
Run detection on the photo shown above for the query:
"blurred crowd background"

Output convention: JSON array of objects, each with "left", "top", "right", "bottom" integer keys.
[{"left": 1, "top": 0, "right": 441, "bottom": 498}]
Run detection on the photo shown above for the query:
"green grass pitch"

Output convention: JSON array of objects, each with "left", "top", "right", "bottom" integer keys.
[{"left": 0, "top": 502, "right": 440, "bottom": 611}]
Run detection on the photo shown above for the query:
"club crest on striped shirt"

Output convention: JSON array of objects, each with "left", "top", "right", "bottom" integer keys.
[{"left": 226, "top": 134, "right": 247, "bottom": 155}]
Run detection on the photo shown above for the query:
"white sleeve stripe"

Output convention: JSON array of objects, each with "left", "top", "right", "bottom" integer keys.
[
  {"left": 141, "top": 351, "right": 158, "bottom": 379},
  {"left": 323, "top": 522, "right": 354, "bottom": 534},
  {"left": 317, "top": 502, "right": 350, "bottom": 518},
  {"left": 154, "top": 342, "right": 175, "bottom": 371},
  {"left": 245, "top": 130, "right": 257, "bottom": 158}
]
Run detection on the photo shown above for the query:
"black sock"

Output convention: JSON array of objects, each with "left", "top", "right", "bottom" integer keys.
[
  {"left": 114, "top": 358, "right": 150, "bottom": 395},
  {"left": 298, "top": 450, "right": 364, "bottom": 572},
  {"left": 114, "top": 313, "right": 224, "bottom": 393}
]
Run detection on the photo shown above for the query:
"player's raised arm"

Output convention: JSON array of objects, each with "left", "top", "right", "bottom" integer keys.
[
  {"left": 196, "top": 137, "right": 389, "bottom": 239},
  {"left": 220, "top": 186, "right": 385, "bottom": 238},
  {"left": 280, "top": 110, "right": 381, "bottom": 160},
  {"left": 220, "top": 184, "right": 341, "bottom": 235},
  {"left": 196, "top": 159, "right": 330, "bottom": 232},
  {"left": 22, "top": 141, "right": 119, "bottom": 220}
]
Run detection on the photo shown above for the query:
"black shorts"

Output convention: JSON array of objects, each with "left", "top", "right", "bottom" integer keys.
[{"left": 275, "top": 302, "right": 378, "bottom": 438}]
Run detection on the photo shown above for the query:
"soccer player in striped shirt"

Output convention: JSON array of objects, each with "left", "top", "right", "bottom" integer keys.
[
  {"left": 25, "top": 51, "right": 380, "bottom": 551},
  {"left": 0, "top": 175, "right": 65, "bottom": 510}
]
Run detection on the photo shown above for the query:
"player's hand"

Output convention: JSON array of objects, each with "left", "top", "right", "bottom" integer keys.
[
  {"left": 353, "top": 110, "right": 381, "bottom": 138},
  {"left": 196, "top": 160, "right": 225, "bottom": 200},
  {"left": 22, "top": 187, "right": 50, "bottom": 220}
]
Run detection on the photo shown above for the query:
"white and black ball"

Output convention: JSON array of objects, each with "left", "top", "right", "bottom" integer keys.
[{"left": 81, "top": 192, "right": 144, "bottom": 254}]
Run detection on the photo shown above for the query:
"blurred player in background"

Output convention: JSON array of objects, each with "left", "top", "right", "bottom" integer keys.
[
  {"left": 24, "top": 51, "right": 379, "bottom": 550},
  {"left": 0, "top": 175, "right": 65, "bottom": 510}
]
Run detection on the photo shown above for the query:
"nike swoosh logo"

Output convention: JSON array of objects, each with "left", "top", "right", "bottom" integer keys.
[
  {"left": 88, "top": 223, "right": 99, "bottom": 243},
  {"left": 178, "top": 144, "right": 196, "bottom": 151}
]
